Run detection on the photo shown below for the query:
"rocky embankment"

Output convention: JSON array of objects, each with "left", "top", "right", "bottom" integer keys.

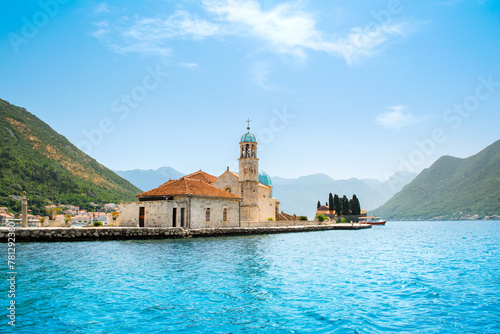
[{"left": 0, "top": 224, "right": 370, "bottom": 242}]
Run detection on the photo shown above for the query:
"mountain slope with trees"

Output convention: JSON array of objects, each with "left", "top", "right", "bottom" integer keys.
[
  {"left": 372, "top": 139, "right": 500, "bottom": 220},
  {"left": 0, "top": 98, "right": 141, "bottom": 215}
]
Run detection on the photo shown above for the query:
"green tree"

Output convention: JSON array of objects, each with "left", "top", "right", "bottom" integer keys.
[
  {"left": 45, "top": 207, "right": 62, "bottom": 219},
  {"left": 333, "top": 194, "right": 341, "bottom": 216},
  {"left": 341, "top": 195, "right": 350, "bottom": 215},
  {"left": 317, "top": 201, "right": 321, "bottom": 209},
  {"left": 350, "top": 195, "right": 361, "bottom": 215},
  {"left": 328, "top": 193, "right": 334, "bottom": 212},
  {"left": 316, "top": 214, "right": 326, "bottom": 222}
]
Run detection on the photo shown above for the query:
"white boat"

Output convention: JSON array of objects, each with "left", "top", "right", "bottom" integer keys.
[{"left": 359, "top": 216, "right": 386, "bottom": 225}]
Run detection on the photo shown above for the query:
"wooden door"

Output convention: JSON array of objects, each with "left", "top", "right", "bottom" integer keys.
[
  {"left": 172, "top": 208, "right": 177, "bottom": 227},
  {"left": 180, "top": 208, "right": 185, "bottom": 227},
  {"left": 139, "top": 207, "right": 145, "bottom": 227}
]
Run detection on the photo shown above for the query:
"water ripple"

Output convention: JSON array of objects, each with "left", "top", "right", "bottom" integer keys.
[{"left": 2, "top": 221, "right": 499, "bottom": 333}]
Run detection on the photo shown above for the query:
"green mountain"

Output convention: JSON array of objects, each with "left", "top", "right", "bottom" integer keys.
[
  {"left": 372, "top": 139, "right": 500, "bottom": 220},
  {"left": 0, "top": 98, "right": 141, "bottom": 215}
]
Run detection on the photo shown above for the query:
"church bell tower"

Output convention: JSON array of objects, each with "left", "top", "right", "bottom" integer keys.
[{"left": 239, "top": 119, "right": 259, "bottom": 222}]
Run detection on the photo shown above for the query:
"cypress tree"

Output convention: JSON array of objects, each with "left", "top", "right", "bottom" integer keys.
[
  {"left": 349, "top": 198, "right": 356, "bottom": 215},
  {"left": 341, "top": 195, "right": 350, "bottom": 215},
  {"left": 317, "top": 201, "right": 321, "bottom": 209},
  {"left": 328, "top": 193, "right": 334, "bottom": 212},
  {"left": 333, "top": 194, "right": 341, "bottom": 216},
  {"left": 351, "top": 194, "right": 361, "bottom": 215}
]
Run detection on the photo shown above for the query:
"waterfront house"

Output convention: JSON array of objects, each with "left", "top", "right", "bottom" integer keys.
[{"left": 118, "top": 125, "right": 280, "bottom": 228}]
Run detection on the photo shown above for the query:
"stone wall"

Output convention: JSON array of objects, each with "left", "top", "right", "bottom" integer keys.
[
  {"left": 241, "top": 220, "right": 329, "bottom": 227},
  {"left": 0, "top": 224, "right": 370, "bottom": 242},
  {"left": 212, "top": 170, "right": 240, "bottom": 196},
  {"left": 118, "top": 199, "right": 189, "bottom": 228},
  {"left": 189, "top": 197, "right": 240, "bottom": 229},
  {"left": 257, "top": 184, "right": 277, "bottom": 221}
]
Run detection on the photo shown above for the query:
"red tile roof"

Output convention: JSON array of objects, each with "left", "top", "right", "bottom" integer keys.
[
  {"left": 316, "top": 206, "right": 336, "bottom": 215},
  {"left": 137, "top": 178, "right": 241, "bottom": 200},
  {"left": 181, "top": 170, "right": 218, "bottom": 184}
]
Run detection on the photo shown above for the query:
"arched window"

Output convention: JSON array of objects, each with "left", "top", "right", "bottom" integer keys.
[
  {"left": 205, "top": 208, "right": 211, "bottom": 222},
  {"left": 223, "top": 208, "right": 228, "bottom": 222},
  {"left": 225, "top": 187, "right": 232, "bottom": 193}
]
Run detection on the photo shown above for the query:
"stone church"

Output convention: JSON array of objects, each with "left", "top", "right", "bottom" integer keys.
[{"left": 118, "top": 125, "right": 279, "bottom": 228}]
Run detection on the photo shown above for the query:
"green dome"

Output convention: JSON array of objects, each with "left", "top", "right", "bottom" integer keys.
[
  {"left": 259, "top": 170, "right": 272, "bottom": 186},
  {"left": 240, "top": 132, "right": 257, "bottom": 143}
]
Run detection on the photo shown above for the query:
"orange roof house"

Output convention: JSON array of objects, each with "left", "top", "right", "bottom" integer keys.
[
  {"left": 118, "top": 123, "right": 280, "bottom": 228},
  {"left": 137, "top": 177, "right": 241, "bottom": 200},
  {"left": 181, "top": 170, "right": 218, "bottom": 184}
]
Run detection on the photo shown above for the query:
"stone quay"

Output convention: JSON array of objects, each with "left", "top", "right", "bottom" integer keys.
[{"left": 0, "top": 224, "right": 370, "bottom": 242}]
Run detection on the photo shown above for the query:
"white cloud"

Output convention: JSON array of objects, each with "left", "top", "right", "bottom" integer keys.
[
  {"left": 203, "top": 0, "right": 321, "bottom": 58},
  {"left": 91, "top": 0, "right": 411, "bottom": 64},
  {"left": 125, "top": 11, "right": 220, "bottom": 41},
  {"left": 203, "top": 0, "right": 407, "bottom": 63},
  {"left": 376, "top": 106, "right": 422, "bottom": 132},
  {"left": 91, "top": 10, "right": 220, "bottom": 56},
  {"left": 179, "top": 62, "right": 199, "bottom": 70},
  {"left": 329, "top": 23, "right": 406, "bottom": 65}
]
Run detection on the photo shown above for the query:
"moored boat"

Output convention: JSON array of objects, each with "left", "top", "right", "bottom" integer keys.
[{"left": 359, "top": 216, "right": 386, "bottom": 225}]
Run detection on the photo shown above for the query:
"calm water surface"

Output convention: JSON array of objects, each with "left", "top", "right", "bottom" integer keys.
[{"left": 2, "top": 221, "right": 499, "bottom": 333}]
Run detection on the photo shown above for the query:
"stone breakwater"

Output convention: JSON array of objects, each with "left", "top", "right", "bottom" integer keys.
[{"left": 0, "top": 224, "right": 370, "bottom": 242}]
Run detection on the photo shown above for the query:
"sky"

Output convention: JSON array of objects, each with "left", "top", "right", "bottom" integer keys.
[{"left": 1, "top": 0, "right": 499, "bottom": 181}]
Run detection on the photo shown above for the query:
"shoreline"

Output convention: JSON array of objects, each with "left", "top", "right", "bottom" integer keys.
[{"left": 0, "top": 224, "right": 370, "bottom": 242}]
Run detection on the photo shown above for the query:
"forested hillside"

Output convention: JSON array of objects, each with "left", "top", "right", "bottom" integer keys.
[
  {"left": 372, "top": 139, "right": 500, "bottom": 220},
  {"left": 0, "top": 98, "right": 140, "bottom": 215}
]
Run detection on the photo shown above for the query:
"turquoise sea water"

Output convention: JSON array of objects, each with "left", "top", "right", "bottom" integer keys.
[{"left": 2, "top": 221, "right": 499, "bottom": 333}]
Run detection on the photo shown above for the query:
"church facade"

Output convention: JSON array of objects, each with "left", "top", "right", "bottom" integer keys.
[{"left": 118, "top": 126, "right": 279, "bottom": 228}]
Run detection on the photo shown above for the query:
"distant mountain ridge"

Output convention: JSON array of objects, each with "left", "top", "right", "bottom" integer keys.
[
  {"left": 116, "top": 166, "right": 416, "bottom": 217},
  {"left": 0, "top": 98, "right": 141, "bottom": 214},
  {"left": 114, "top": 167, "right": 185, "bottom": 192},
  {"left": 272, "top": 172, "right": 416, "bottom": 217},
  {"left": 372, "top": 139, "right": 500, "bottom": 220}
]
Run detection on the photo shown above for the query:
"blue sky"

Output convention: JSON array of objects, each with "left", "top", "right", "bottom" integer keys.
[{"left": 1, "top": 0, "right": 499, "bottom": 181}]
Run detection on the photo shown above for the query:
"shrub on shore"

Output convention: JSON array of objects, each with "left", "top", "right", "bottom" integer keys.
[{"left": 316, "top": 214, "right": 326, "bottom": 222}]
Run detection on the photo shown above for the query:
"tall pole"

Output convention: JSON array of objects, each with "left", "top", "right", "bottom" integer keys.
[{"left": 21, "top": 194, "right": 28, "bottom": 228}]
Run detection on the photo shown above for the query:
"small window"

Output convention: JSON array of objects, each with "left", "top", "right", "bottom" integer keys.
[
  {"left": 205, "top": 208, "right": 211, "bottom": 222},
  {"left": 225, "top": 187, "right": 231, "bottom": 193},
  {"left": 223, "top": 208, "right": 228, "bottom": 222}
]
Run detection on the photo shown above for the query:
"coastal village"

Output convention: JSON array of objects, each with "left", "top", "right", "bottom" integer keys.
[{"left": 0, "top": 203, "right": 118, "bottom": 227}]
